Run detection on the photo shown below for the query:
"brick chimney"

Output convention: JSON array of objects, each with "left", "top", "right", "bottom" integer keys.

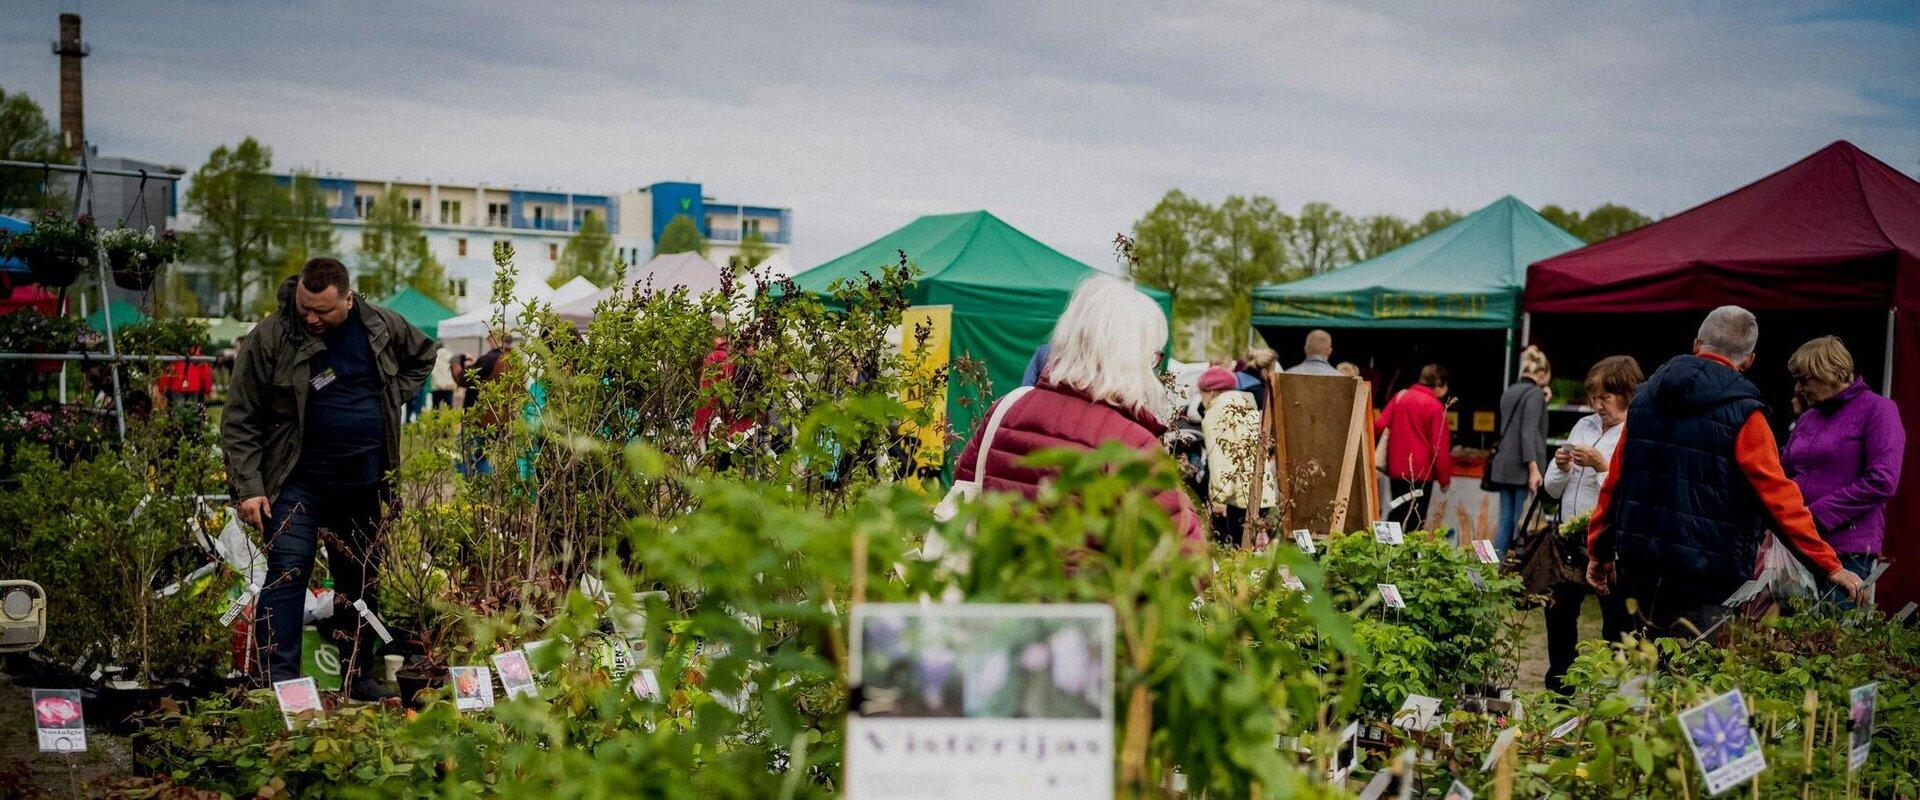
[{"left": 52, "top": 12, "right": 89, "bottom": 156}]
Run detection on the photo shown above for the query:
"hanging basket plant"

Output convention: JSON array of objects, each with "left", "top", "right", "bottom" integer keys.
[
  {"left": 3, "top": 211, "right": 99, "bottom": 289},
  {"left": 102, "top": 227, "right": 184, "bottom": 291}
]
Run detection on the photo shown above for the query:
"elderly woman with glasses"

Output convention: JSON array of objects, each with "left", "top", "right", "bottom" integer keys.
[{"left": 1782, "top": 336, "right": 1906, "bottom": 607}]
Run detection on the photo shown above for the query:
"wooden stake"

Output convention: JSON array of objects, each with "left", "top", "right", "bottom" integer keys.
[
  {"left": 1244, "top": 370, "right": 1276, "bottom": 550},
  {"left": 1493, "top": 741, "right": 1516, "bottom": 800},
  {"left": 850, "top": 527, "right": 869, "bottom": 606},
  {"left": 1270, "top": 375, "right": 1293, "bottom": 534},
  {"left": 1326, "top": 383, "right": 1369, "bottom": 535},
  {"left": 1678, "top": 751, "right": 1693, "bottom": 800}
]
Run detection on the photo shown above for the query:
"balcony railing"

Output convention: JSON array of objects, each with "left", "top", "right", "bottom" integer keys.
[{"left": 708, "top": 228, "right": 790, "bottom": 244}]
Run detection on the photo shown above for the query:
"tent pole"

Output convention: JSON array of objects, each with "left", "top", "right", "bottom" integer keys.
[{"left": 1886, "top": 308, "right": 1897, "bottom": 397}]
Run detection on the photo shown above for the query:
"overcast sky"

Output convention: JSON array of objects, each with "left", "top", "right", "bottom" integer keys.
[{"left": 2, "top": 1, "right": 1916, "bottom": 268}]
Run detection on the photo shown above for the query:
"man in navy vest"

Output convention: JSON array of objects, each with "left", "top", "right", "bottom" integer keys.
[{"left": 1584, "top": 306, "right": 1865, "bottom": 638}]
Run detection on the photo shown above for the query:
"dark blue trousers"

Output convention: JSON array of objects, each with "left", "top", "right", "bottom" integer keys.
[{"left": 253, "top": 480, "right": 386, "bottom": 683}]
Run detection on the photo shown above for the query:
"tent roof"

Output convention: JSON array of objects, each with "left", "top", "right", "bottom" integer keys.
[
  {"left": 791, "top": 210, "right": 1163, "bottom": 317},
  {"left": 380, "top": 287, "right": 456, "bottom": 339},
  {"left": 195, "top": 317, "right": 255, "bottom": 347},
  {"left": 438, "top": 276, "right": 601, "bottom": 341},
  {"left": 84, "top": 299, "right": 149, "bottom": 332},
  {"left": 554, "top": 252, "right": 725, "bottom": 323},
  {"left": 1253, "top": 196, "right": 1584, "bottom": 330},
  {"left": 1525, "top": 140, "right": 1920, "bottom": 313}
]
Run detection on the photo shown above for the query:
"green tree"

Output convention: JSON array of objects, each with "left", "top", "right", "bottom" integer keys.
[
  {"left": 1412, "top": 208, "right": 1463, "bottom": 238},
  {"left": 1356, "top": 213, "right": 1414, "bottom": 259},
  {"left": 252, "top": 171, "right": 338, "bottom": 315},
  {"left": 184, "top": 137, "right": 287, "bottom": 318},
  {"left": 1289, "top": 201, "right": 1358, "bottom": 275},
  {"left": 1129, "top": 190, "right": 1218, "bottom": 355},
  {"left": 1536, "top": 204, "right": 1581, "bottom": 237},
  {"left": 654, "top": 213, "right": 706, "bottom": 257},
  {"left": 408, "top": 251, "right": 455, "bottom": 308},
  {"left": 1205, "top": 195, "right": 1292, "bottom": 355},
  {"left": 0, "top": 87, "right": 68, "bottom": 212},
  {"left": 157, "top": 271, "right": 203, "bottom": 318},
  {"left": 356, "top": 185, "right": 438, "bottom": 298},
  {"left": 549, "top": 211, "right": 617, "bottom": 288},
  {"left": 1573, "top": 203, "right": 1651, "bottom": 243},
  {"left": 730, "top": 230, "right": 772, "bottom": 274}
]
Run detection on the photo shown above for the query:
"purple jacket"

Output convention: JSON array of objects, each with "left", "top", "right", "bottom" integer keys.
[{"left": 1782, "top": 379, "right": 1905, "bottom": 554}]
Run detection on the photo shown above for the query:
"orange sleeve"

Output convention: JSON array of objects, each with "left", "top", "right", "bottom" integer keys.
[
  {"left": 1733, "top": 412, "right": 1842, "bottom": 577},
  {"left": 1586, "top": 424, "right": 1626, "bottom": 561},
  {"left": 1373, "top": 393, "right": 1394, "bottom": 435}
]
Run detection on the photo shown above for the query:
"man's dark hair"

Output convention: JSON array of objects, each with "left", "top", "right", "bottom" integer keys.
[
  {"left": 299, "top": 257, "right": 352, "bottom": 295},
  {"left": 1419, "top": 363, "right": 1449, "bottom": 387}
]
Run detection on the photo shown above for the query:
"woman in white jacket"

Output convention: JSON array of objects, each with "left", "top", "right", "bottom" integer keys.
[
  {"left": 1540, "top": 355, "right": 1640, "bottom": 693},
  {"left": 1197, "top": 366, "right": 1276, "bottom": 548}
]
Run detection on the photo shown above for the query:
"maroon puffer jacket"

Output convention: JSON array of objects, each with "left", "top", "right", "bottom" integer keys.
[{"left": 953, "top": 380, "right": 1204, "bottom": 543}]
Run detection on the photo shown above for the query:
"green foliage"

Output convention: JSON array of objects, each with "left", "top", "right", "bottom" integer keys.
[
  {"left": 267, "top": 171, "right": 340, "bottom": 306},
  {"left": 732, "top": 230, "right": 772, "bottom": 273},
  {"left": 655, "top": 213, "right": 707, "bottom": 257},
  {"left": 358, "top": 185, "right": 445, "bottom": 300},
  {"left": 0, "top": 85, "right": 69, "bottom": 211},
  {"left": 185, "top": 137, "right": 287, "bottom": 317},
  {"left": 550, "top": 210, "right": 618, "bottom": 288},
  {"left": 1538, "top": 202, "right": 1654, "bottom": 244}
]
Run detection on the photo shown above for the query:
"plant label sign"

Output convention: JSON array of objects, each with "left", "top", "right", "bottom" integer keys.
[
  {"left": 1471, "top": 539, "right": 1499, "bottom": 564},
  {"left": 1293, "top": 529, "right": 1317, "bottom": 554},
  {"left": 219, "top": 583, "right": 259, "bottom": 627},
  {"left": 1330, "top": 720, "right": 1360, "bottom": 784},
  {"left": 1278, "top": 566, "right": 1306, "bottom": 592},
  {"left": 1478, "top": 726, "right": 1517, "bottom": 773},
  {"left": 31, "top": 689, "right": 86, "bottom": 752},
  {"left": 1377, "top": 583, "right": 1406, "bottom": 609},
  {"left": 1848, "top": 683, "right": 1876, "bottom": 772},
  {"left": 1372, "top": 521, "right": 1404, "bottom": 545},
  {"left": 1548, "top": 715, "right": 1582, "bottom": 740},
  {"left": 492, "top": 651, "right": 536, "bottom": 700},
  {"left": 1444, "top": 780, "right": 1474, "bottom": 800},
  {"left": 350, "top": 598, "right": 394, "bottom": 644},
  {"left": 1720, "top": 579, "right": 1766, "bottom": 608},
  {"left": 1393, "top": 694, "right": 1442, "bottom": 732},
  {"left": 846, "top": 603, "right": 1115, "bottom": 800},
  {"left": 450, "top": 666, "right": 495, "bottom": 711},
  {"left": 1679, "top": 689, "right": 1766, "bottom": 795},
  {"left": 1895, "top": 601, "right": 1917, "bottom": 623},
  {"left": 273, "top": 677, "right": 323, "bottom": 731},
  {"left": 630, "top": 668, "right": 662, "bottom": 701}
]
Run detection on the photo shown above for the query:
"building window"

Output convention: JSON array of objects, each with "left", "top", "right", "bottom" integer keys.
[
  {"left": 449, "top": 278, "right": 469, "bottom": 299},
  {"left": 487, "top": 203, "right": 510, "bottom": 227},
  {"left": 408, "top": 198, "right": 422, "bottom": 221},
  {"left": 532, "top": 206, "right": 547, "bottom": 228},
  {"left": 440, "top": 199, "right": 463, "bottom": 225},
  {"left": 456, "top": 237, "right": 468, "bottom": 257},
  {"left": 548, "top": 242, "right": 559, "bottom": 260},
  {"left": 742, "top": 218, "right": 761, "bottom": 238},
  {"left": 361, "top": 231, "right": 377, "bottom": 252},
  {"left": 354, "top": 194, "right": 375, "bottom": 218}
]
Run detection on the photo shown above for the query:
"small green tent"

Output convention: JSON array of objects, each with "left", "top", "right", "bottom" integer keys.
[
  {"left": 84, "top": 299, "right": 150, "bottom": 333},
  {"left": 381, "top": 287, "right": 456, "bottom": 340},
  {"left": 792, "top": 210, "right": 1171, "bottom": 466},
  {"left": 1251, "top": 196, "right": 1583, "bottom": 330}
]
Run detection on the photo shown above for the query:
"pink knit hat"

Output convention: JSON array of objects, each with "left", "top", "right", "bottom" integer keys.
[{"left": 1197, "top": 366, "right": 1238, "bottom": 392}]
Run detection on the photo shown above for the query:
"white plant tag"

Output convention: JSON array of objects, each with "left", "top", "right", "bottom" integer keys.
[
  {"left": 1549, "top": 715, "right": 1582, "bottom": 739},
  {"left": 351, "top": 598, "right": 394, "bottom": 644},
  {"left": 1896, "top": 602, "right": 1917, "bottom": 622},
  {"left": 1479, "top": 727, "right": 1517, "bottom": 772},
  {"left": 220, "top": 584, "right": 260, "bottom": 627},
  {"left": 1372, "top": 521, "right": 1404, "bottom": 545},
  {"left": 1293, "top": 529, "right": 1317, "bottom": 553},
  {"left": 1378, "top": 583, "right": 1406, "bottom": 609},
  {"left": 1472, "top": 540, "right": 1499, "bottom": 564}
]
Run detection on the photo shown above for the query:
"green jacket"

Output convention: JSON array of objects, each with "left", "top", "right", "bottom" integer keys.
[{"left": 222, "top": 277, "right": 437, "bottom": 500}]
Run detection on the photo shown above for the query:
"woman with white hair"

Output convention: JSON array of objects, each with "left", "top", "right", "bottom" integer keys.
[{"left": 952, "top": 275, "right": 1203, "bottom": 542}]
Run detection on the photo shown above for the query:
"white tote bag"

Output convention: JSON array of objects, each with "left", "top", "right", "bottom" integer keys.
[{"left": 924, "top": 386, "right": 1033, "bottom": 561}]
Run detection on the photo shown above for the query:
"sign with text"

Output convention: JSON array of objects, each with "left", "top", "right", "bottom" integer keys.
[
  {"left": 847, "top": 604, "right": 1114, "bottom": 800},
  {"left": 1679, "top": 689, "right": 1766, "bottom": 795},
  {"left": 31, "top": 689, "right": 85, "bottom": 752},
  {"left": 273, "top": 677, "right": 323, "bottom": 731},
  {"left": 493, "top": 651, "right": 536, "bottom": 699},
  {"left": 1848, "top": 683, "right": 1876, "bottom": 772}
]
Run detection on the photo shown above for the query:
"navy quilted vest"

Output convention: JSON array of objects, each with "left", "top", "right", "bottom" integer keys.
[{"left": 1611, "top": 355, "right": 1768, "bottom": 602}]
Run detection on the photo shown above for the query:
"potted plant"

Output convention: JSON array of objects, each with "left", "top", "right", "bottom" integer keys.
[
  {"left": 102, "top": 227, "right": 184, "bottom": 291},
  {"left": 3, "top": 211, "right": 98, "bottom": 288},
  {"left": 0, "top": 308, "right": 88, "bottom": 374}
]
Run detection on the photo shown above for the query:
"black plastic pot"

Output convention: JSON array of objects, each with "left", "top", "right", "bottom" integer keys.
[
  {"left": 26, "top": 247, "right": 85, "bottom": 288},
  {"left": 108, "top": 248, "right": 158, "bottom": 290},
  {"left": 94, "top": 683, "right": 166, "bottom": 734},
  {"left": 396, "top": 665, "right": 447, "bottom": 709}
]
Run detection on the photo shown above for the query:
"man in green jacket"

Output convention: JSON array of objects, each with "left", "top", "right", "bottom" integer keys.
[{"left": 223, "top": 257, "right": 436, "bottom": 699}]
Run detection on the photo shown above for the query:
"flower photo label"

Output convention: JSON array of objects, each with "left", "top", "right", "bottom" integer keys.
[
  {"left": 1377, "top": 583, "right": 1406, "bottom": 609},
  {"left": 1471, "top": 539, "right": 1499, "bottom": 564},
  {"left": 1678, "top": 688, "right": 1766, "bottom": 795},
  {"left": 273, "top": 677, "right": 323, "bottom": 731},
  {"left": 1848, "top": 683, "right": 1876, "bottom": 772},
  {"left": 493, "top": 651, "right": 537, "bottom": 700},
  {"left": 31, "top": 689, "right": 86, "bottom": 753},
  {"left": 1372, "top": 521, "right": 1404, "bottom": 545},
  {"left": 450, "top": 666, "right": 495, "bottom": 711},
  {"left": 1293, "top": 529, "right": 1317, "bottom": 554}
]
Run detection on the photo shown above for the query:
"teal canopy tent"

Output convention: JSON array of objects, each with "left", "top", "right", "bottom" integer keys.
[
  {"left": 792, "top": 210, "right": 1171, "bottom": 469},
  {"left": 381, "top": 286, "right": 457, "bottom": 340}
]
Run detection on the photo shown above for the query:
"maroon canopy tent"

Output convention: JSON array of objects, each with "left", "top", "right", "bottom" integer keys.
[{"left": 1525, "top": 140, "right": 1920, "bottom": 611}]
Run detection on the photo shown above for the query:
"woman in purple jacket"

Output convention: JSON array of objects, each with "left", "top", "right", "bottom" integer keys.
[{"left": 1783, "top": 336, "right": 1906, "bottom": 606}]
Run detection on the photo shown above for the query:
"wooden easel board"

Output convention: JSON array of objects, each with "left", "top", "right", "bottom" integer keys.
[{"left": 1270, "top": 374, "right": 1378, "bottom": 536}]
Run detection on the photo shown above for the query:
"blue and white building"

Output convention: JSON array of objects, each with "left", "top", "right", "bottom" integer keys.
[{"left": 248, "top": 175, "right": 793, "bottom": 312}]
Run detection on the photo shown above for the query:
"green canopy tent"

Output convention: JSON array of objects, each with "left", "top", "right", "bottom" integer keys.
[
  {"left": 84, "top": 299, "right": 150, "bottom": 333},
  {"left": 792, "top": 210, "right": 1171, "bottom": 469},
  {"left": 1250, "top": 196, "right": 1583, "bottom": 431},
  {"left": 381, "top": 286, "right": 457, "bottom": 340}
]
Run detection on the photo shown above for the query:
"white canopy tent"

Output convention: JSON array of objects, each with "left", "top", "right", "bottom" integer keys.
[
  {"left": 554, "top": 252, "right": 727, "bottom": 328},
  {"left": 438, "top": 276, "right": 601, "bottom": 357}
]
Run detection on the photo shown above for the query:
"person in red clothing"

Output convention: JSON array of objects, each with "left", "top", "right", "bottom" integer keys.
[
  {"left": 1373, "top": 363, "right": 1453, "bottom": 531},
  {"left": 953, "top": 275, "right": 1203, "bottom": 544},
  {"left": 694, "top": 314, "right": 755, "bottom": 444},
  {"left": 1585, "top": 306, "right": 1865, "bottom": 639},
  {"left": 160, "top": 346, "right": 215, "bottom": 409}
]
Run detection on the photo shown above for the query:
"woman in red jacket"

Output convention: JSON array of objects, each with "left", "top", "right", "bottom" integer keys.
[
  {"left": 1373, "top": 363, "right": 1454, "bottom": 530},
  {"left": 953, "top": 275, "right": 1203, "bottom": 543}
]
